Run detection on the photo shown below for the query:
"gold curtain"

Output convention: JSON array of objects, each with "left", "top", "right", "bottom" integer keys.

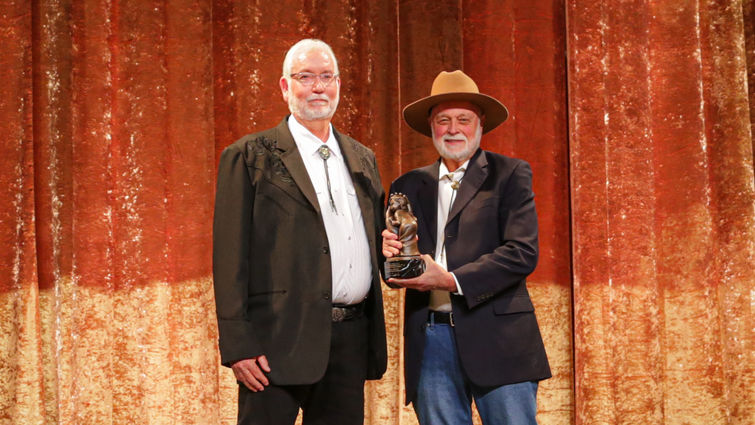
[{"left": 0, "top": 0, "right": 752, "bottom": 424}]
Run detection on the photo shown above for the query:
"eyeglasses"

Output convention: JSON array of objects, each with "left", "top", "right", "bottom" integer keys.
[
  {"left": 432, "top": 114, "right": 478, "bottom": 126},
  {"left": 289, "top": 72, "right": 339, "bottom": 87}
]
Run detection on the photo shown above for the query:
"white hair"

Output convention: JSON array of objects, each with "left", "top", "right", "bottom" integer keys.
[{"left": 282, "top": 39, "right": 339, "bottom": 81}]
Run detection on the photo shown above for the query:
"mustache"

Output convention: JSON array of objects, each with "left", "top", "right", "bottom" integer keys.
[
  {"left": 307, "top": 94, "right": 331, "bottom": 102},
  {"left": 441, "top": 133, "right": 468, "bottom": 142}
]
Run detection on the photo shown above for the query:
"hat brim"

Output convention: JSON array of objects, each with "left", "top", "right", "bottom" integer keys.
[{"left": 402, "top": 92, "right": 509, "bottom": 137}]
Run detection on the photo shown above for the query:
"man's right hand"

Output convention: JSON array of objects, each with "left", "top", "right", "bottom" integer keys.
[
  {"left": 382, "top": 229, "right": 402, "bottom": 258},
  {"left": 232, "top": 355, "right": 271, "bottom": 392}
]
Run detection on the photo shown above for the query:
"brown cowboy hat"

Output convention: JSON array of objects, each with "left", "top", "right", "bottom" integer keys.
[{"left": 402, "top": 70, "right": 509, "bottom": 137}]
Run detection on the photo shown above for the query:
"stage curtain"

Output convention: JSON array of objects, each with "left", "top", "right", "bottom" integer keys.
[
  {"left": 1, "top": 0, "right": 752, "bottom": 424},
  {"left": 1, "top": 0, "right": 224, "bottom": 423},
  {"left": 568, "top": 0, "right": 754, "bottom": 423}
]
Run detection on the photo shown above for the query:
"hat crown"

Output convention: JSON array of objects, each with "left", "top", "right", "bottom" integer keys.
[
  {"left": 430, "top": 70, "right": 480, "bottom": 96},
  {"left": 402, "top": 69, "right": 508, "bottom": 137}
]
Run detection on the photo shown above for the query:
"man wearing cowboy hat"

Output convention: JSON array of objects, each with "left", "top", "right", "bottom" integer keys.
[{"left": 383, "top": 70, "right": 551, "bottom": 424}]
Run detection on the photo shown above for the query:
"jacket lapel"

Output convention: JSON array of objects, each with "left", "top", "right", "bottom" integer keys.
[
  {"left": 336, "top": 131, "right": 373, "bottom": 218},
  {"left": 336, "top": 130, "right": 369, "bottom": 189},
  {"left": 417, "top": 162, "right": 440, "bottom": 251},
  {"left": 447, "top": 149, "right": 487, "bottom": 224},
  {"left": 335, "top": 130, "right": 380, "bottom": 266},
  {"left": 274, "top": 118, "right": 321, "bottom": 214}
]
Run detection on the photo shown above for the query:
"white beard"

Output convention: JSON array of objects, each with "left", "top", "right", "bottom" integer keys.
[
  {"left": 432, "top": 123, "right": 482, "bottom": 163},
  {"left": 287, "top": 91, "right": 339, "bottom": 121}
]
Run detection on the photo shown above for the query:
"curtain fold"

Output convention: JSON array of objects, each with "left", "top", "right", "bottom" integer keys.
[{"left": 568, "top": 0, "right": 754, "bottom": 423}]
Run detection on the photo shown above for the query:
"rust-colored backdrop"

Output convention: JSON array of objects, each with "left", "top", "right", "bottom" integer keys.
[{"left": 1, "top": 1, "right": 752, "bottom": 424}]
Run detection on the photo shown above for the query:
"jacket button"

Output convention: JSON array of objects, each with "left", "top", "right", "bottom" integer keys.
[
  {"left": 322, "top": 247, "right": 329, "bottom": 254},
  {"left": 323, "top": 291, "right": 331, "bottom": 300}
]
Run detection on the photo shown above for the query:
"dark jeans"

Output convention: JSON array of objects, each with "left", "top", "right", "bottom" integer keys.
[{"left": 237, "top": 315, "right": 369, "bottom": 425}]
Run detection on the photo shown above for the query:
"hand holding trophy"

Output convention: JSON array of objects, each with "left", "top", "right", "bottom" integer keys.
[{"left": 383, "top": 193, "right": 426, "bottom": 279}]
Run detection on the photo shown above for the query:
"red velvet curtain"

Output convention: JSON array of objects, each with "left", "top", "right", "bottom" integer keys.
[
  {"left": 568, "top": 1, "right": 754, "bottom": 423},
  {"left": 1, "top": 1, "right": 752, "bottom": 424}
]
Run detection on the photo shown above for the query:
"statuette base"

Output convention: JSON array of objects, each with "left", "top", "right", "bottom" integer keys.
[{"left": 384, "top": 256, "right": 425, "bottom": 279}]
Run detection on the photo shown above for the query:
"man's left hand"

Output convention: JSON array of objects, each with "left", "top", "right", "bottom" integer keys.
[{"left": 387, "top": 254, "right": 456, "bottom": 292}]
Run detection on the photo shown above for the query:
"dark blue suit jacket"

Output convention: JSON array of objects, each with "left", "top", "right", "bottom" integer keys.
[{"left": 388, "top": 148, "right": 551, "bottom": 404}]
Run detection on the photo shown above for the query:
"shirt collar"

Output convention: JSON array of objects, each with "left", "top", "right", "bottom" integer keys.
[
  {"left": 438, "top": 159, "right": 470, "bottom": 180},
  {"left": 287, "top": 115, "right": 341, "bottom": 159}
]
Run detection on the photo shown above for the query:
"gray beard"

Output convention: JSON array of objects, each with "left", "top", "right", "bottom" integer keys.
[
  {"left": 288, "top": 94, "right": 339, "bottom": 121},
  {"left": 432, "top": 124, "right": 482, "bottom": 162}
]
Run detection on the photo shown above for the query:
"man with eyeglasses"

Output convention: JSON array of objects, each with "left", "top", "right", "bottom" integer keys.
[
  {"left": 382, "top": 70, "right": 551, "bottom": 424},
  {"left": 213, "top": 38, "right": 387, "bottom": 424}
]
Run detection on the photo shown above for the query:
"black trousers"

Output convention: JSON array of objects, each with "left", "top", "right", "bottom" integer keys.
[{"left": 237, "top": 315, "right": 369, "bottom": 425}]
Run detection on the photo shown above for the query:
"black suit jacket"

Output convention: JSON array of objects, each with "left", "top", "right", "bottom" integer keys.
[
  {"left": 389, "top": 149, "right": 551, "bottom": 403},
  {"left": 213, "top": 117, "right": 387, "bottom": 384}
]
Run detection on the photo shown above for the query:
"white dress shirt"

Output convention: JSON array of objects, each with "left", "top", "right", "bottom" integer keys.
[
  {"left": 429, "top": 160, "right": 469, "bottom": 312},
  {"left": 287, "top": 116, "right": 372, "bottom": 305}
]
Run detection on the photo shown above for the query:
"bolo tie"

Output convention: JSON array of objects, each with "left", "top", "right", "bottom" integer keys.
[
  {"left": 317, "top": 145, "right": 338, "bottom": 214},
  {"left": 444, "top": 170, "right": 464, "bottom": 211},
  {"left": 439, "top": 170, "right": 463, "bottom": 264}
]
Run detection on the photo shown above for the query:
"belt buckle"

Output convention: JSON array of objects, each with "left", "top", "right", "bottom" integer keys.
[
  {"left": 429, "top": 311, "right": 455, "bottom": 326},
  {"left": 332, "top": 307, "right": 345, "bottom": 322}
]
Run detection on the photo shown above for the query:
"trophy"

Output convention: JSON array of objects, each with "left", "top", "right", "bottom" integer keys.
[{"left": 384, "top": 193, "right": 426, "bottom": 279}]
